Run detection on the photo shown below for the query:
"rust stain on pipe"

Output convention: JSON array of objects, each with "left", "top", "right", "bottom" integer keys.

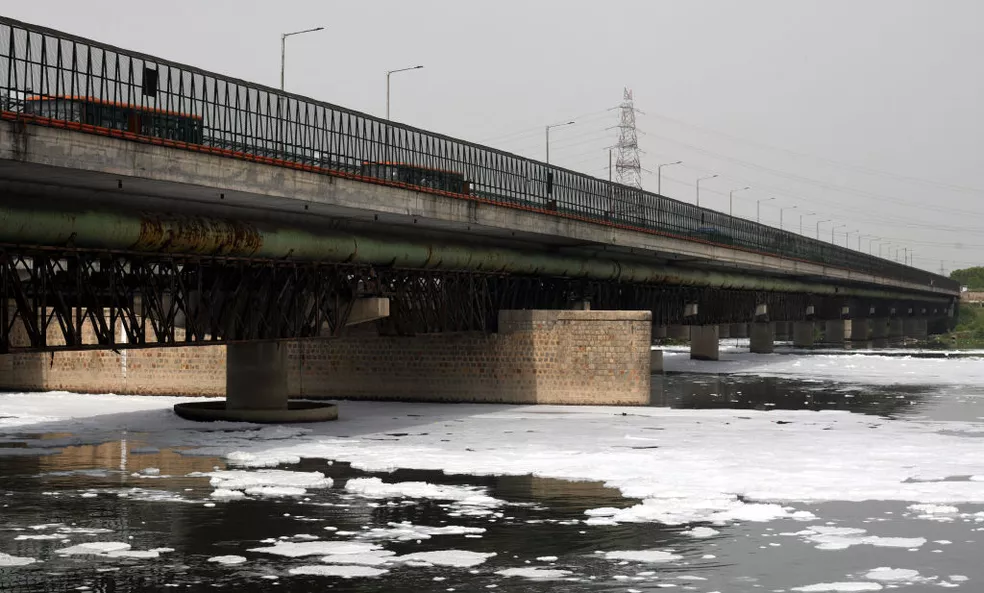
[{"left": 134, "top": 214, "right": 263, "bottom": 256}]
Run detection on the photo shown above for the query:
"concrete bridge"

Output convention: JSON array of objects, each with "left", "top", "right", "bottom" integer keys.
[{"left": 0, "top": 16, "right": 959, "bottom": 419}]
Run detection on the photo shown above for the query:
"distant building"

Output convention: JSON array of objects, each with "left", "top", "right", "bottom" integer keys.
[{"left": 961, "top": 291, "right": 984, "bottom": 307}]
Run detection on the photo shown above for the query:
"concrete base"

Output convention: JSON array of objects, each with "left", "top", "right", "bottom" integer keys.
[
  {"left": 176, "top": 341, "right": 339, "bottom": 423},
  {"left": 793, "top": 321, "right": 815, "bottom": 347},
  {"left": 650, "top": 349, "right": 664, "bottom": 373},
  {"left": 904, "top": 318, "right": 928, "bottom": 341},
  {"left": 749, "top": 322, "right": 774, "bottom": 354},
  {"left": 174, "top": 400, "right": 339, "bottom": 423},
  {"left": 849, "top": 319, "right": 870, "bottom": 342},
  {"left": 824, "top": 320, "right": 846, "bottom": 344},
  {"left": 690, "top": 325, "right": 720, "bottom": 361}
]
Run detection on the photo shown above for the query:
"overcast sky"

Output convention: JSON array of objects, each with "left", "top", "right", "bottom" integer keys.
[{"left": 7, "top": 0, "right": 983, "bottom": 273}]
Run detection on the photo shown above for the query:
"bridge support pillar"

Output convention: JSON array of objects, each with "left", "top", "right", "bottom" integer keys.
[
  {"left": 174, "top": 341, "right": 338, "bottom": 423},
  {"left": 849, "top": 319, "right": 871, "bottom": 345},
  {"left": 667, "top": 325, "right": 690, "bottom": 341},
  {"left": 653, "top": 325, "right": 668, "bottom": 340},
  {"left": 889, "top": 318, "right": 904, "bottom": 344},
  {"left": 749, "top": 322, "right": 775, "bottom": 354},
  {"left": 870, "top": 317, "right": 889, "bottom": 348},
  {"left": 902, "top": 318, "right": 928, "bottom": 341},
  {"left": 824, "top": 320, "right": 846, "bottom": 345},
  {"left": 718, "top": 324, "right": 731, "bottom": 339},
  {"left": 793, "top": 321, "right": 815, "bottom": 348},
  {"left": 690, "top": 325, "right": 720, "bottom": 361},
  {"left": 730, "top": 324, "right": 749, "bottom": 339}
]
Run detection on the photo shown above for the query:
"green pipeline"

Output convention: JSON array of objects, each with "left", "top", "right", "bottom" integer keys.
[{"left": 0, "top": 206, "right": 951, "bottom": 303}]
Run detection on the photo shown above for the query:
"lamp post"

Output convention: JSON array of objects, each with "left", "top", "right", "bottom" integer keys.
[
  {"left": 779, "top": 205, "right": 797, "bottom": 231},
  {"left": 756, "top": 197, "right": 775, "bottom": 223},
  {"left": 386, "top": 65, "right": 424, "bottom": 120},
  {"left": 845, "top": 229, "right": 858, "bottom": 249},
  {"left": 657, "top": 160, "right": 683, "bottom": 196},
  {"left": 799, "top": 211, "right": 815, "bottom": 235},
  {"left": 729, "top": 186, "right": 750, "bottom": 217},
  {"left": 545, "top": 120, "right": 576, "bottom": 164},
  {"left": 816, "top": 219, "right": 831, "bottom": 240},
  {"left": 281, "top": 27, "right": 324, "bottom": 91},
  {"left": 831, "top": 223, "right": 846, "bottom": 244},
  {"left": 696, "top": 174, "right": 718, "bottom": 208}
]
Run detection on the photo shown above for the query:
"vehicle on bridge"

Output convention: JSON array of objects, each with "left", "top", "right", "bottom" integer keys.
[
  {"left": 20, "top": 95, "right": 204, "bottom": 144},
  {"left": 360, "top": 161, "right": 470, "bottom": 195}
]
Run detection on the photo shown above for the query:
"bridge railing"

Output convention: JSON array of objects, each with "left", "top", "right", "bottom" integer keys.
[{"left": 0, "top": 16, "right": 959, "bottom": 293}]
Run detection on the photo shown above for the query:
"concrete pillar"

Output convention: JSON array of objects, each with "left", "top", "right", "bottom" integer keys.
[
  {"left": 749, "top": 322, "right": 775, "bottom": 354},
  {"left": 718, "top": 324, "right": 731, "bottom": 339},
  {"left": 774, "top": 321, "right": 791, "bottom": 341},
  {"left": 793, "top": 321, "right": 815, "bottom": 348},
  {"left": 870, "top": 317, "right": 889, "bottom": 348},
  {"left": 888, "top": 318, "right": 904, "bottom": 342},
  {"left": 690, "top": 325, "right": 720, "bottom": 361},
  {"left": 346, "top": 297, "right": 390, "bottom": 326},
  {"left": 849, "top": 319, "right": 870, "bottom": 342},
  {"left": 226, "top": 341, "right": 289, "bottom": 411},
  {"left": 824, "top": 320, "right": 846, "bottom": 344},
  {"left": 904, "top": 318, "right": 928, "bottom": 341},
  {"left": 653, "top": 325, "right": 668, "bottom": 339},
  {"left": 730, "top": 323, "right": 749, "bottom": 338},
  {"left": 650, "top": 349, "right": 664, "bottom": 373},
  {"left": 668, "top": 325, "right": 690, "bottom": 341}
]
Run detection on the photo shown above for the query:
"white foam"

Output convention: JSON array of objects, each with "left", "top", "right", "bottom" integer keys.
[
  {"left": 56, "top": 542, "right": 132, "bottom": 555},
  {"left": 345, "top": 478, "right": 500, "bottom": 507},
  {"left": 210, "top": 489, "right": 245, "bottom": 500},
  {"left": 0, "top": 552, "right": 36, "bottom": 566},
  {"left": 536, "top": 555, "right": 559, "bottom": 562},
  {"left": 320, "top": 550, "right": 397, "bottom": 566},
  {"left": 205, "top": 470, "right": 331, "bottom": 492},
  {"left": 794, "top": 526, "right": 926, "bottom": 550},
  {"left": 394, "top": 550, "right": 496, "bottom": 567},
  {"left": 497, "top": 567, "right": 573, "bottom": 579},
  {"left": 864, "top": 567, "right": 920, "bottom": 582},
  {"left": 358, "top": 521, "right": 485, "bottom": 541},
  {"left": 603, "top": 550, "right": 682, "bottom": 563},
  {"left": 792, "top": 584, "right": 883, "bottom": 592},
  {"left": 682, "top": 526, "right": 719, "bottom": 538},
  {"left": 244, "top": 486, "right": 307, "bottom": 497},
  {"left": 288, "top": 565, "right": 387, "bottom": 578},
  {"left": 208, "top": 555, "right": 247, "bottom": 565},
  {"left": 248, "top": 541, "right": 380, "bottom": 558}
]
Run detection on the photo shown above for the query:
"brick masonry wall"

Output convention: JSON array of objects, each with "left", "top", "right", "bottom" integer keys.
[{"left": 0, "top": 310, "right": 652, "bottom": 405}]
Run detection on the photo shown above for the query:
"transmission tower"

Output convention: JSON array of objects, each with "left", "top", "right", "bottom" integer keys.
[{"left": 615, "top": 87, "right": 643, "bottom": 190}]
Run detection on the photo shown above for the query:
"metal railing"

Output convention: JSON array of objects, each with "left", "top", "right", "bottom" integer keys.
[{"left": 0, "top": 15, "right": 959, "bottom": 293}]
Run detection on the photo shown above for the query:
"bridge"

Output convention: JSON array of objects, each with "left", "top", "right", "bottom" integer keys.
[{"left": 0, "top": 16, "right": 959, "bottom": 420}]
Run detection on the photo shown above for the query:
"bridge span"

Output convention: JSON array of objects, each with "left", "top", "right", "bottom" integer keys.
[{"left": 0, "top": 16, "right": 959, "bottom": 419}]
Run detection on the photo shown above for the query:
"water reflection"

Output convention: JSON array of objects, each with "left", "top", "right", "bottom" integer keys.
[{"left": 652, "top": 373, "right": 930, "bottom": 416}]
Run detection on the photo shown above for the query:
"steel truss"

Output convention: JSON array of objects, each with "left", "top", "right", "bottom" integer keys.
[{"left": 0, "top": 246, "right": 946, "bottom": 354}]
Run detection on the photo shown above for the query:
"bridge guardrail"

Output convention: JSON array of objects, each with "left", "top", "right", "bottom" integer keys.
[{"left": 0, "top": 15, "right": 959, "bottom": 294}]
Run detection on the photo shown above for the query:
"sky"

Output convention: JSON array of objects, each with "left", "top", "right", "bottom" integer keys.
[{"left": 5, "top": 0, "right": 983, "bottom": 273}]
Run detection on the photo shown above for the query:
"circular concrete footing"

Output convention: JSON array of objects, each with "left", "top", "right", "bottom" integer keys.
[{"left": 173, "top": 401, "right": 338, "bottom": 423}]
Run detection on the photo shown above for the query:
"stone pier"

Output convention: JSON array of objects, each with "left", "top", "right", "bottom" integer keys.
[
  {"left": 870, "top": 317, "right": 889, "bottom": 348},
  {"left": 793, "top": 321, "right": 815, "bottom": 348},
  {"left": 824, "top": 320, "right": 846, "bottom": 345},
  {"left": 690, "top": 325, "right": 720, "bottom": 361},
  {"left": 749, "top": 322, "right": 775, "bottom": 354}
]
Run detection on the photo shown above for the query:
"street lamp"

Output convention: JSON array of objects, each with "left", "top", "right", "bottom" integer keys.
[
  {"left": 756, "top": 197, "right": 775, "bottom": 223},
  {"left": 816, "top": 219, "right": 831, "bottom": 240},
  {"left": 780, "top": 205, "right": 797, "bottom": 231},
  {"left": 831, "top": 223, "right": 846, "bottom": 244},
  {"left": 729, "top": 186, "right": 750, "bottom": 217},
  {"left": 386, "top": 65, "right": 425, "bottom": 120},
  {"left": 281, "top": 27, "right": 324, "bottom": 91},
  {"left": 845, "top": 229, "right": 858, "bottom": 249},
  {"left": 799, "top": 211, "right": 815, "bottom": 235},
  {"left": 545, "top": 120, "right": 576, "bottom": 164},
  {"left": 657, "top": 160, "right": 683, "bottom": 196},
  {"left": 696, "top": 174, "right": 718, "bottom": 208}
]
